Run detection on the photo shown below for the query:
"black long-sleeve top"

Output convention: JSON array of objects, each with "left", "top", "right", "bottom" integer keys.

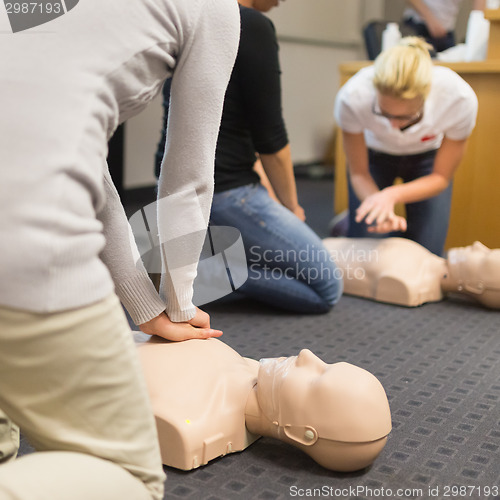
[{"left": 156, "top": 5, "right": 289, "bottom": 193}]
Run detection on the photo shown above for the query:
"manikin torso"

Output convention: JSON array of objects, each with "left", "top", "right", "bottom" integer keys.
[
  {"left": 137, "top": 337, "right": 392, "bottom": 472},
  {"left": 323, "top": 237, "right": 446, "bottom": 306},
  {"left": 137, "top": 337, "right": 259, "bottom": 470},
  {"left": 323, "top": 237, "right": 500, "bottom": 308}
]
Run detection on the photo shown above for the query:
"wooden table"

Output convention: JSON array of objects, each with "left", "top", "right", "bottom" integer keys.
[{"left": 486, "top": 8, "right": 500, "bottom": 59}]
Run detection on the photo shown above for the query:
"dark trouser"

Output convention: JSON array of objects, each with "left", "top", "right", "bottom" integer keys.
[
  {"left": 404, "top": 18, "right": 456, "bottom": 53},
  {"left": 347, "top": 149, "right": 452, "bottom": 257}
]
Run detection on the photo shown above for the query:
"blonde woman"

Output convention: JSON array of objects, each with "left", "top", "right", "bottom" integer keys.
[{"left": 334, "top": 37, "right": 478, "bottom": 256}]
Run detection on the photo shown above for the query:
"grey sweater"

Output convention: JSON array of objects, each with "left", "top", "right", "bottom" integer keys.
[{"left": 0, "top": 0, "right": 239, "bottom": 324}]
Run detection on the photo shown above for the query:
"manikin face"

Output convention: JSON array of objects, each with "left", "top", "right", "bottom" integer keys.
[
  {"left": 374, "top": 92, "right": 424, "bottom": 130},
  {"left": 448, "top": 242, "right": 500, "bottom": 299},
  {"left": 257, "top": 350, "right": 391, "bottom": 444},
  {"left": 258, "top": 350, "right": 327, "bottom": 424}
]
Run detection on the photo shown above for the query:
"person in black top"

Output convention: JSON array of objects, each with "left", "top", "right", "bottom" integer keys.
[{"left": 156, "top": 0, "right": 342, "bottom": 313}]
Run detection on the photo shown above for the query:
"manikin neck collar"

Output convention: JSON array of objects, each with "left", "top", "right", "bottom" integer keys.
[
  {"left": 257, "top": 356, "right": 295, "bottom": 426},
  {"left": 257, "top": 357, "right": 320, "bottom": 446}
]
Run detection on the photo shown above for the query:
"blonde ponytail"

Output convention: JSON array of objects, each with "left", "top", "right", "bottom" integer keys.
[{"left": 373, "top": 37, "right": 433, "bottom": 99}]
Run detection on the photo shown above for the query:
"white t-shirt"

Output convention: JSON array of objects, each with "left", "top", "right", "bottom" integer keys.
[
  {"left": 404, "top": 0, "right": 463, "bottom": 32},
  {"left": 334, "top": 65, "right": 478, "bottom": 155}
]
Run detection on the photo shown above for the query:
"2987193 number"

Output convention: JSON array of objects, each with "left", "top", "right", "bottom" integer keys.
[
  {"left": 5, "top": 2, "right": 62, "bottom": 14},
  {"left": 443, "top": 485, "right": 499, "bottom": 497}
]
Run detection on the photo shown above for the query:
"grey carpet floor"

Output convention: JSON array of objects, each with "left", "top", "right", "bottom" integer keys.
[
  {"left": 148, "top": 294, "right": 500, "bottom": 500},
  {"left": 17, "top": 289, "right": 499, "bottom": 499}
]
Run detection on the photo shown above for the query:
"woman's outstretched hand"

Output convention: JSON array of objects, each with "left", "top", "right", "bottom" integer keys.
[
  {"left": 139, "top": 307, "right": 222, "bottom": 341},
  {"left": 355, "top": 189, "right": 407, "bottom": 234}
]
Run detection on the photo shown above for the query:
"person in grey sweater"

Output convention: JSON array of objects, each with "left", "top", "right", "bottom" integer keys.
[{"left": 0, "top": 0, "right": 239, "bottom": 499}]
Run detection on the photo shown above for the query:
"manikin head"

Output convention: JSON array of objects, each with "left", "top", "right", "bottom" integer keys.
[
  {"left": 446, "top": 241, "right": 500, "bottom": 309},
  {"left": 373, "top": 37, "right": 432, "bottom": 129},
  {"left": 256, "top": 350, "right": 392, "bottom": 471}
]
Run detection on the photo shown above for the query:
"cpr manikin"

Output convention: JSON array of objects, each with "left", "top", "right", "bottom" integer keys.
[
  {"left": 322, "top": 237, "right": 500, "bottom": 308},
  {"left": 137, "top": 337, "right": 391, "bottom": 472}
]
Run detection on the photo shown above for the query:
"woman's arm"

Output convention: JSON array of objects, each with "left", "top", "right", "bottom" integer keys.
[
  {"left": 342, "top": 131, "right": 379, "bottom": 200},
  {"left": 253, "top": 156, "right": 305, "bottom": 221},
  {"left": 98, "top": 164, "right": 167, "bottom": 326},
  {"left": 253, "top": 158, "right": 279, "bottom": 202},
  {"left": 356, "top": 137, "right": 467, "bottom": 232},
  {"left": 259, "top": 144, "right": 305, "bottom": 220},
  {"left": 343, "top": 130, "right": 407, "bottom": 233},
  {"left": 406, "top": 0, "right": 448, "bottom": 38},
  {"left": 157, "top": 0, "right": 239, "bottom": 322},
  {"left": 382, "top": 137, "right": 467, "bottom": 205},
  {"left": 99, "top": 166, "right": 222, "bottom": 340}
]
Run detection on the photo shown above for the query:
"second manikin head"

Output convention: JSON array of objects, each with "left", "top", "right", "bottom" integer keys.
[{"left": 445, "top": 241, "right": 500, "bottom": 309}]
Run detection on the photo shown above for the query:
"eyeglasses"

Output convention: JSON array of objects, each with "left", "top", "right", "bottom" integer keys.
[{"left": 372, "top": 98, "right": 423, "bottom": 123}]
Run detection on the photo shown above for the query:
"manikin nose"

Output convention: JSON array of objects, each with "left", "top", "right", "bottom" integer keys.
[{"left": 296, "top": 349, "right": 325, "bottom": 370}]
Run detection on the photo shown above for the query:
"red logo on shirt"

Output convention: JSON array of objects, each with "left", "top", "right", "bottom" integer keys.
[{"left": 421, "top": 135, "right": 436, "bottom": 142}]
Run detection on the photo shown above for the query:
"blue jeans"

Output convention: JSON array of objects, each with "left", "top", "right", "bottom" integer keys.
[
  {"left": 347, "top": 149, "right": 453, "bottom": 256},
  {"left": 210, "top": 184, "right": 342, "bottom": 313}
]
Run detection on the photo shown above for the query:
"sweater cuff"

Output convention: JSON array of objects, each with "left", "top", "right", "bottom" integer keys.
[
  {"left": 115, "top": 272, "right": 166, "bottom": 325},
  {"left": 164, "top": 278, "right": 196, "bottom": 322}
]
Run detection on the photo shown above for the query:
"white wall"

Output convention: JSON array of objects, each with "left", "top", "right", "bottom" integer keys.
[
  {"left": 123, "top": 0, "right": 384, "bottom": 188},
  {"left": 275, "top": 42, "right": 358, "bottom": 164},
  {"left": 267, "top": 0, "right": 384, "bottom": 164}
]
